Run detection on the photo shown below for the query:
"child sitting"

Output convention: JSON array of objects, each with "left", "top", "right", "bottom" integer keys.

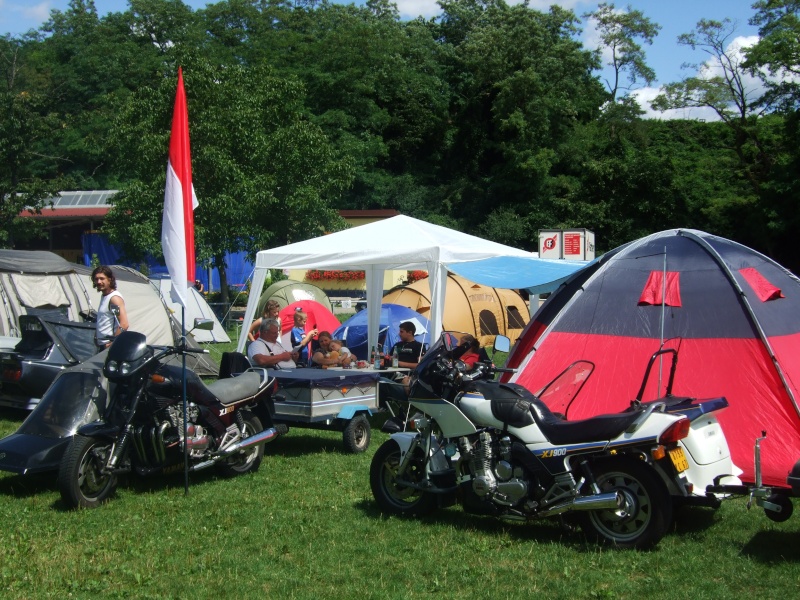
[{"left": 329, "top": 339, "right": 353, "bottom": 367}]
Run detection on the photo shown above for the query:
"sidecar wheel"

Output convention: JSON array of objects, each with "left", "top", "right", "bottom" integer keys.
[
  {"left": 217, "top": 411, "right": 264, "bottom": 478},
  {"left": 579, "top": 458, "right": 672, "bottom": 550},
  {"left": 58, "top": 435, "right": 118, "bottom": 509},
  {"left": 370, "top": 439, "right": 437, "bottom": 517},
  {"left": 342, "top": 414, "right": 371, "bottom": 453}
]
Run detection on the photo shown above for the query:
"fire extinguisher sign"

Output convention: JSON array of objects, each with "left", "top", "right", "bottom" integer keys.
[{"left": 538, "top": 230, "right": 562, "bottom": 259}]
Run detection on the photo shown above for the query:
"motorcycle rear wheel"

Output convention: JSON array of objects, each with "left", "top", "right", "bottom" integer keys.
[
  {"left": 579, "top": 458, "right": 672, "bottom": 550},
  {"left": 217, "top": 410, "right": 264, "bottom": 477},
  {"left": 58, "top": 435, "right": 118, "bottom": 509},
  {"left": 370, "top": 439, "right": 437, "bottom": 517}
]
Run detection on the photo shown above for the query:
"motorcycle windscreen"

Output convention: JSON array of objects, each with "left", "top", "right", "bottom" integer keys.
[
  {"left": 535, "top": 360, "right": 594, "bottom": 419},
  {"left": 17, "top": 371, "right": 107, "bottom": 438}
]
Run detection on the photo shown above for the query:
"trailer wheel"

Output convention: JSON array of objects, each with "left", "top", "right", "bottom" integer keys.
[
  {"left": 343, "top": 414, "right": 371, "bottom": 453},
  {"left": 765, "top": 493, "right": 794, "bottom": 522}
]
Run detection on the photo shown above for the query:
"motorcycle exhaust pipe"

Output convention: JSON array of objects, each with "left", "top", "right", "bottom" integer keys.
[
  {"left": 537, "top": 491, "right": 623, "bottom": 518},
  {"left": 190, "top": 424, "right": 288, "bottom": 472}
]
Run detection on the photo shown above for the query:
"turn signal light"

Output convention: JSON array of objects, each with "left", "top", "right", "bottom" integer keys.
[
  {"left": 151, "top": 374, "right": 166, "bottom": 383},
  {"left": 659, "top": 417, "right": 691, "bottom": 443},
  {"left": 651, "top": 445, "right": 666, "bottom": 461}
]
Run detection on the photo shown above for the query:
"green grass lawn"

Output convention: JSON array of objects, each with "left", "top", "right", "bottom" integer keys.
[{"left": 1, "top": 331, "right": 798, "bottom": 598}]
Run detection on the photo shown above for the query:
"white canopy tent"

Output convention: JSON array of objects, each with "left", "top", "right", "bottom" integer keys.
[{"left": 237, "top": 215, "right": 534, "bottom": 355}]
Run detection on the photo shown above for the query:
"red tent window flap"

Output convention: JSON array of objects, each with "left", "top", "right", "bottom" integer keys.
[
  {"left": 638, "top": 271, "right": 682, "bottom": 307},
  {"left": 739, "top": 267, "right": 785, "bottom": 302}
]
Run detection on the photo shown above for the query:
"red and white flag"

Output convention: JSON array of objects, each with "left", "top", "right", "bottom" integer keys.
[{"left": 161, "top": 67, "right": 198, "bottom": 308}]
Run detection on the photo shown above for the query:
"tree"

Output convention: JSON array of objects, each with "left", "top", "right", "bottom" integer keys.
[
  {"left": 0, "top": 35, "right": 69, "bottom": 247},
  {"left": 651, "top": 19, "right": 773, "bottom": 193},
  {"left": 651, "top": 17, "right": 796, "bottom": 265},
  {"left": 744, "top": 0, "right": 800, "bottom": 111},
  {"left": 104, "top": 58, "right": 353, "bottom": 302},
  {"left": 437, "top": 1, "right": 605, "bottom": 245},
  {"left": 584, "top": 2, "right": 661, "bottom": 102}
]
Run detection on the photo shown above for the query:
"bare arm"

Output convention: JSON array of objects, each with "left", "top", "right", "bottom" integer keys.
[
  {"left": 110, "top": 296, "right": 129, "bottom": 334},
  {"left": 311, "top": 351, "right": 341, "bottom": 367},
  {"left": 250, "top": 350, "right": 297, "bottom": 367},
  {"left": 248, "top": 318, "right": 262, "bottom": 342},
  {"left": 300, "top": 328, "right": 317, "bottom": 346}
]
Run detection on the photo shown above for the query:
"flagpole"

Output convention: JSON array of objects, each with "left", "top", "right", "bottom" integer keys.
[{"left": 182, "top": 306, "right": 189, "bottom": 495}]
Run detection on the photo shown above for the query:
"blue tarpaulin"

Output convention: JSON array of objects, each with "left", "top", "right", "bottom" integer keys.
[{"left": 445, "top": 256, "right": 591, "bottom": 294}]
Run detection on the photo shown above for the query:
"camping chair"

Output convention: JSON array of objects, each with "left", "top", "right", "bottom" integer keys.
[{"left": 218, "top": 351, "right": 252, "bottom": 379}]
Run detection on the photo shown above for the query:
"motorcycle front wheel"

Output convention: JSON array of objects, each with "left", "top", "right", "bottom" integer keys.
[
  {"left": 217, "top": 410, "right": 264, "bottom": 477},
  {"left": 58, "top": 435, "right": 118, "bottom": 509},
  {"left": 579, "top": 458, "right": 672, "bottom": 550},
  {"left": 370, "top": 439, "right": 437, "bottom": 517}
]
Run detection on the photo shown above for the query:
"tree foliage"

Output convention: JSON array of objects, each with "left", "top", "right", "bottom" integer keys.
[
  {"left": 585, "top": 2, "right": 661, "bottom": 101},
  {"left": 104, "top": 58, "right": 352, "bottom": 299},
  {"left": 1, "top": 0, "right": 799, "bottom": 275}
]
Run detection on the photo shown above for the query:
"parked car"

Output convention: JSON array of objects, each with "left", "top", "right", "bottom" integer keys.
[{"left": 0, "top": 314, "right": 97, "bottom": 410}]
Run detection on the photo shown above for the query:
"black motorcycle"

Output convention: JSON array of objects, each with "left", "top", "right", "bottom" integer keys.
[{"left": 58, "top": 320, "right": 286, "bottom": 508}]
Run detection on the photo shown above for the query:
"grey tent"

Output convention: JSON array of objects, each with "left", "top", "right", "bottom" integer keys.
[
  {"left": 152, "top": 278, "right": 230, "bottom": 343},
  {"left": 257, "top": 280, "right": 332, "bottom": 314},
  {"left": 0, "top": 251, "right": 217, "bottom": 375}
]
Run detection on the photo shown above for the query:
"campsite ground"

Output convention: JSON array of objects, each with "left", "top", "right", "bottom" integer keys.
[{"left": 0, "top": 329, "right": 798, "bottom": 598}]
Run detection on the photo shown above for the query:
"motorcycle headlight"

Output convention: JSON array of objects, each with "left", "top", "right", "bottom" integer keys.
[
  {"left": 120, "top": 362, "right": 132, "bottom": 375},
  {"left": 106, "top": 360, "right": 118, "bottom": 374}
]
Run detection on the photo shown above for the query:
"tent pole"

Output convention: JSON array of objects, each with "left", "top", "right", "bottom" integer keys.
[
  {"left": 679, "top": 230, "right": 800, "bottom": 417},
  {"left": 658, "top": 247, "right": 667, "bottom": 394}
]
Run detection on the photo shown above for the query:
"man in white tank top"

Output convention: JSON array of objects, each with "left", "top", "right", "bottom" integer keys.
[{"left": 92, "top": 265, "right": 130, "bottom": 348}]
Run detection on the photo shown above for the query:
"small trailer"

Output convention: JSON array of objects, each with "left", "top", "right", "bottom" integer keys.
[{"left": 267, "top": 367, "right": 408, "bottom": 453}]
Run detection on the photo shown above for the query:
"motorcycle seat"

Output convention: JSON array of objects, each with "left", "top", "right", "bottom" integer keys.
[
  {"left": 472, "top": 381, "right": 641, "bottom": 445},
  {"left": 205, "top": 371, "right": 263, "bottom": 405}
]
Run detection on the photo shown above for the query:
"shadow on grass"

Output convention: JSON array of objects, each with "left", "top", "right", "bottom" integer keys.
[
  {"left": 46, "top": 464, "right": 235, "bottom": 511},
  {"left": 268, "top": 431, "right": 351, "bottom": 457},
  {"left": 670, "top": 504, "right": 721, "bottom": 536},
  {"left": 0, "top": 471, "right": 57, "bottom": 498},
  {"left": 353, "top": 498, "right": 631, "bottom": 552},
  {"left": 741, "top": 530, "right": 800, "bottom": 563}
]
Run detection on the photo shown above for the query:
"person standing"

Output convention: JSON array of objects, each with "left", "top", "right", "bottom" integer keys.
[
  {"left": 92, "top": 265, "right": 129, "bottom": 349},
  {"left": 290, "top": 309, "right": 318, "bottom": 367},
  {"left": 248, "top": 299, "right": 281, "bottom": 342}
]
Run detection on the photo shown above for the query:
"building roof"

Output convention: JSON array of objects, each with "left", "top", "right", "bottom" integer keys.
[{"left": 25, "top": 190, "right": 117, "bottom": 219}]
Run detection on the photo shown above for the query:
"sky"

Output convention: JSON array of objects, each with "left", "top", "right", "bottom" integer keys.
[{"left": 1, "top": 0, "right": 762, "bottom": 119}]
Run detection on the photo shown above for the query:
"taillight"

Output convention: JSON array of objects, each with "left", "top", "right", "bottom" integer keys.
[
  {"left": 659, "top": 417, "right": 691, "bottom": 444},
  {"left": 2, "top": 366, "right": 21, "bottom": 382}
]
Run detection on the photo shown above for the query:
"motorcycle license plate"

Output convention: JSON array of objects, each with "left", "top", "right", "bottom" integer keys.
[{"left": 668, "top": 447, "right": 689, "bottom": 472}]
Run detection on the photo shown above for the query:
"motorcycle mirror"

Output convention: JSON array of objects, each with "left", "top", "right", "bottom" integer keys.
[
  {"left": 110, "top": 305, "right": 120, "bottom": 317},
  {"left": 493, "top": 335, "right": 510, "bottom": 353}
]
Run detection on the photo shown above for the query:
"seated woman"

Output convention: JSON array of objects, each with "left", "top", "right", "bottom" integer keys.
[
  {"left": 455, "top": 334, "right": 491, "bottom": 369},
  {"left": 310, "top": 331, "right": 347, "bottom": 368}
]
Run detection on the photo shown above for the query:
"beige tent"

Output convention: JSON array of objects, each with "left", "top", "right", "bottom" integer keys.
[{"left": 382, "top": 274, "right": 529, "bottom": 347}]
